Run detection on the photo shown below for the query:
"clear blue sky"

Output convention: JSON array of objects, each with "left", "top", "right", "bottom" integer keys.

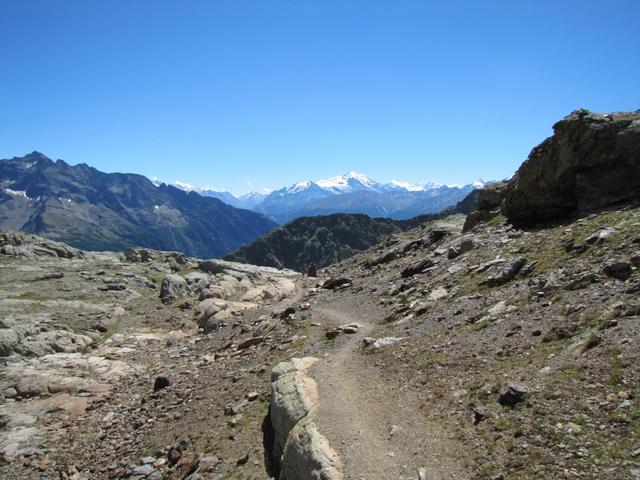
[{"left": 1, "top": 1, "right": 638, "bottom": 195}]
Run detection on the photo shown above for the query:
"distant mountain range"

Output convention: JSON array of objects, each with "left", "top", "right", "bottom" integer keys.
[
  {"left": 172, "top": 172, "right": 487, "bottom": 224},
  {"left": 0, "top": 152, "right": 276, "bottom": 257}
]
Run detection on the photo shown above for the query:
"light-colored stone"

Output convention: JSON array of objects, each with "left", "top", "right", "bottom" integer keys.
[{"left": 269, "top": 357, "right": 342, "bottom": 480}]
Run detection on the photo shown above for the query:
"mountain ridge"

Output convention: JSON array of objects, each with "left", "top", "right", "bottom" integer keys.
[
  {"left": 0, "top": 152, "right": 277, "bottom": 257},
  {"left": 173, "top": 171, "right": 488, "bottom": 224}
]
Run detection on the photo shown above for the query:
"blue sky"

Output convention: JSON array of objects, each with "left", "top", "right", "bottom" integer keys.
[{"left": 1, "top": 1, "right": 638, "bottom": 195}]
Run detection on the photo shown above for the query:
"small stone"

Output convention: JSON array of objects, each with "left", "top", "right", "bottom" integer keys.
[
  {"left": 236, "top": 453, "right": 249, "bottom": 465},
  {"left": 473, "top": 405, "right": 488, "bottom": 425},
  {"left": 236, "top": 336, "right": 265, "bottom": 350},
  {"left": 372, "top": 337, "right": 405, "bottom": 349},
  {"left": 225, "top": 400, "right": 249, "bottom": 416},
  {"left": 167, "top": 447, "right": 182, "bottom": 465},
  {"left": 340, "top": 323, "right": 360, "bottom": 334},
  {"left": 132, "top": 464, "right": 156, "bottom": 476},
  {"left": 428, "top": 287, "right": 448, "bottom": 301},
  {"left": 3, "top": 387, "right": 17, "bottom": 399},
  {"left": 153, "top": 376, "right": 170, "bottom": 392},
  {"left": 585, "top": 228, "right": 615, "bottom": 245},
  {"left": 362, "top": 337, "right": 375, "bottom": 347},
  {"left": 246, "top": 392, "right": 259, "bottom": 402},
  {"left": 618, "top": 390, "right": 631, "bottom": 400},
  {"left": 499, "top": 383, "right": 528, "bottom": 408},
  {"left": 447, "top": 238, "right": 474, "bottom": 259},
  {"left": 325, "top": 329, "right": 341, "bottom": 339},
  {"left": 603, "top": 261, "right": 633, "bottom": 280}
]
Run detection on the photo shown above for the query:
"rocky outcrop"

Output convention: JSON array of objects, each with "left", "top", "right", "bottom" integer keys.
[
  {"left": 462, "top": 110, "right": 640, "bottom": 229},
  {"left": 502, "top": 109, "right": 640, "bottom": 225},
  {"left": 265, "top": 357, "right": 342, "bottom": 480},
  {"left": 0, "top": 231, "right": 84, "bottom": 259},
  {"left": 159, "top": 274, "right": 190, "bottom": 303}
]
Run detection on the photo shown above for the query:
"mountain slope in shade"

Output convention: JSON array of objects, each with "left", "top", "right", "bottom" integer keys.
[
  {"left": 0, "top": 152, "right": 277, "bottom": 258},
  {"left": 223, "top": 213, "right": 407, "bottom": 271}
]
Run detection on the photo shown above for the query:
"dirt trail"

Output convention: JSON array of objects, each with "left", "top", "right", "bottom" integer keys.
[{"left": 310, "top": 303, "right": 469, "bottom": 480}]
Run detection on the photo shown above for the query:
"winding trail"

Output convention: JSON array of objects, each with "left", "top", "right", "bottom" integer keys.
[{"left": 309, "top": 303, "right": 469, "bottom": 480}]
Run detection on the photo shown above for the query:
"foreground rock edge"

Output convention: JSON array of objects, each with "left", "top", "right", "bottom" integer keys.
[{"left": 266, "top": 357, "right": 343, "bottom": 480}]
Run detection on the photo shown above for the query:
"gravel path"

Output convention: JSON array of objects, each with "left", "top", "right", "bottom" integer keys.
[{"left": 310, "top": 303, "right": 469, "bottom": 480}]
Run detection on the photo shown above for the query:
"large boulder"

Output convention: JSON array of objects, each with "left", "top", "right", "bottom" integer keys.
[
  {"left": 502, "top": 109, "right": 640, "bottom": 225},
  {"left": 265, "top": 357, "right": 342, "bottom": 480},
  {"left": 159, "top": 274, "right": 190, "bottom": 302}
]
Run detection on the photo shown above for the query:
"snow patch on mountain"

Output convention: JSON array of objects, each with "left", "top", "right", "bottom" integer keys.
[{"left": 317, "top": 172, "right": 380, "bottom": 192}]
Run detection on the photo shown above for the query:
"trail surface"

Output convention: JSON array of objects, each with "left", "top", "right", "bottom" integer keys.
[{"left": 310, "top": 301, "right": 469, "bottom": 480}]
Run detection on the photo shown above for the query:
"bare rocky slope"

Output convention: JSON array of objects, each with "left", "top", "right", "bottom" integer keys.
[
  {"left": 1, "top": 199, "right": 638, "bottom": 479},
  {"left": 0, "top": 109, "right": 638, "bottom": 480}
]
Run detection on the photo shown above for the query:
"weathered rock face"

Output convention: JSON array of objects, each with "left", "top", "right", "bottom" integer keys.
[
  {"left": 265, "top": 357, "right": 342, "bottom": 480},
  {"left": 0, "top": 231, "right": 84, "bottom": 259},
  {"left": 159, "top": 274, "right": 190, "bottom": 303},
  {"left": 502, "top": 109, "right": 640, "bottom": 225}
]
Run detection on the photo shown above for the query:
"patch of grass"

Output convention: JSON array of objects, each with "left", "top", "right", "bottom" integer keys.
[
  {"left": 470, "top": 317, "right": 489, "bottom": 331},
  {"left": 486, "top": 214, "right": 507, "bottom": 226},
  {"left": 553, "top": 364, "right": 587, "bottom": 382},
  {"left": 11, "top": 291, "right": 48, "bottom": 301},
  {"left": 495, "top": 416, "right": 513, "bottom": 432},
  {"left": 604, "top": 346, "right": 624, "bottom": 386},
  {"left": 101, "top": 321, "right": 120, "bottom": 341}
]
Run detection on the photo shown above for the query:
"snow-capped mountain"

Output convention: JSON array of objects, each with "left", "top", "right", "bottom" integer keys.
[
  {"left": 173, "top": 172, "right": 488, "bottom": 224},
  {"left": 171, "top": 181, "right": 266, "bottom": 210},
  {"left": 316, "top": 172, "right": 385, "bottom": 193}
]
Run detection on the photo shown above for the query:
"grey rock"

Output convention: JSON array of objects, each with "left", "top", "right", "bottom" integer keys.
[
  {"left": 153, "top": 376, "right": 170, "bottom": 392},
  {"left": 167, "top": 257, "right": 180, "bottom": 272},
  {"left": 586, "top": 227, "right": 616, "bottom": 245},
  {"left": 371, "top": 337, "right": 405, "bottom": 349},
  {"left": 184, "top": 272, "right": 210, "bottom": 285},
  {"left": 322, "top": 278, "right": 352, "bottom": 290},
  {"left": 603, "top": 261, "right": 633, "bottom": 280},
  {"left": 447, "top": 238, "right": 474, "bottom": 259},
  {"left": 502, "top": 109, "right": 640, "bottom": 225},
  {"left": 483, "top": 258, "right": 526, "bottom": 287},
  {"left": 473, "top": 405, "right": 488, "bottom": 425},
  {"left": 237, "top": 336, "right": 265, "bottom": 350},
  {"left": 159, "top": 274, "right": 190, "bottom": 302},
  {"left": 38, "top": 271, "right": 64, "bottom": 280},
  {"left": 499, "top": 384, "right": 528, "bottom": 408},
  {"left": 0, "top": 329, "right": 21, "bottom": 357},
  {"left": 401, "top": 258, "right": 435, "bottom": 278},
  {"left": 564, "top": 271, "right": 599, "bottom": 290},
  {"left": 198, "top": 260, "right": 225, "bottom": 274},
  {"left": 132, "top": 464, "right": 156, "bottom": 477},
  {"left": 267, "top": 357, "right": 342, "bottom": 480}
]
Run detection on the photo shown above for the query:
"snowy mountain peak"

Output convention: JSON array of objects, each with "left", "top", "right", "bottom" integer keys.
[
  {"left": 173, "top": 180, "right": 197, "bottom": 191},
  {"left": 317, "top": 172, "right": 380, "bottom": 193},
  {"left": 288, "top": 180, "right": 314, "bottom": 193},
  {"left": 388, "top": 179, "right": 444, "bottom": 192}
]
